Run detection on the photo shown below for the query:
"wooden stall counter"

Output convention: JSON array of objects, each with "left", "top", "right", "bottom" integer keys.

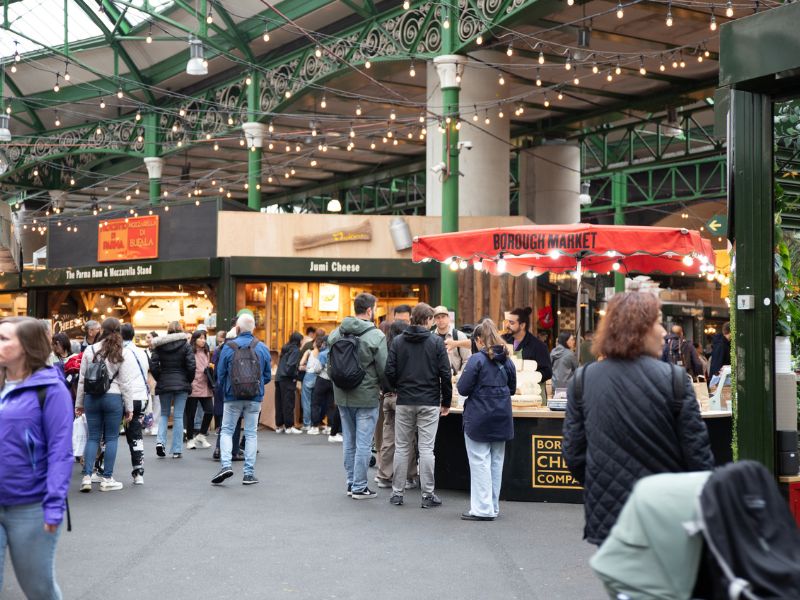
[{"left": 435, "top": 407, "right": 733, "bottom": 503}]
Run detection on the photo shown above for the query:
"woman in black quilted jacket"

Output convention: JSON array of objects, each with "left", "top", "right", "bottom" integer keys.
[
  {"left": 562, "top": 292, "right": 714, "bottom": 545},
  {"left": 149, "top": 321, "right": 195, "bottom": 459}
]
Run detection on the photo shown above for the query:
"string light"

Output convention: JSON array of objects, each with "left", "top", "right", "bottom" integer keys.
[
  {"left": 639, "top": 57, "right": 647, "bottom": 75},
  {"left": 710, "top": 9, "right": 717, "bottom": 31},
  {"left": 536, "top": 69, "right": 542, "bottom": 86},
  {"left": 507, "top": 43, "right": 513, "bottom": 57},
  {"left": 592, "top": 63, "right": 599, "bottom": 74},
  {"left": 606, "top": 71, "right": 613, "bottom": 82},
  {"left": 356, "top": 103, "right": 362, "bottom": 116},
  {"left": 616, "top": 2, "right": 624, "bottom": 19},
  {"left": 315, "top": 46, "right": 322, "bottom": 58},
  {"left": 476, "top": 34, "right": 483, "bottom": 45},
  {"left": 263, "top": 24, "right": 270, "bottom": 42},
  {"left": 100, "top": 98, "right": 106, "bottom": 109},
  {"left": 543, "top": 95, "right": 550, "bottom": 108},
  {"left": 666, "top": 2, "right": 673, "bottom": 26},
  {"left": 725, "top": 0, "right": 734, "bottom": 17},
  {"left": 557, "top": 90, "right": 564, "bottom": 100},
  {"left": 365, "top": 59, "right": 371, "bottom": 69},
  {"left": 498, "top": 72, "right": 505, "bottom": 85},
  {"left": 659, "top": 57, "right": 666, "bottom": 71},
  {"left": 402, "top": 0, "right": 410, "bottom": 9},
  {"left": 63, "top": 61, "right": 70, "bottom": 81},
  {"left": 53, "top": 73, "right": 60, "bottom": 93},
  {"left": 146, "top": 23, "right": 153, "bottom": 44},
  {"left": 538, "top": 50, "right": 545, "bottom": 65},
  {"left": 320, "top": 95, "right": 327, "bottom": 109},
  {"left": 54, "top": 111, "right": 61, "bottom": 127},
  {"left": 245, "top": 76, "right": 252, "bottom": 85},
  {"left": 565, "top": 52, "right": 572, "bottom": 70},
  {"left": 117, "top": 87, "right": 124, "bottom": 99},
  {"left": 206, "top": 8, "right": 213, "bottom": 24},
  {"left": 498, "top": 105, "right": 504, "bottom": 118},
  {"left": 484, "top": 111, "right": 490, "bottom": 125},
  {"left": 409, "top": 60, "right": 416, "bottom": 77}
]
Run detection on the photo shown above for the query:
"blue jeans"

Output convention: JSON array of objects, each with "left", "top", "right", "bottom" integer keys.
[
  {"left": 220, "top": 401, "right": 261, "bottom": 476},
  {"left": 464, "top": 434, "right": 506, "bottom": 517},
  {"left": 300, "top": 378, "right": 315, "bottom": 428},
  {"left": 338, "top": 406, "right": 379, "bottom": 492},
  {"left": 83, "top": 393, "right": 123, "bottom": 477},
  {"left": 158, "top": 392, "right": 188, "bottom": 455},
  {"left": 0, "top": 503, "right": 62, "bottom": 599}
]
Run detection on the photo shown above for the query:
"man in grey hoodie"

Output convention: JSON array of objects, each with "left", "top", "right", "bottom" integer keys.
[{"left": 327, "top": 293, "right": 388, "bottom": 500}]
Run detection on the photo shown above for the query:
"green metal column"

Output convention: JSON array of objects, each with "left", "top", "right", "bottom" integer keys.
[
  {"left": 143, "top": 113, "right": 161, "bottom": 205},
  {"left": 439, "top": 3, "right": 460, "bottom": 315},
  {"left": 611, "top": 172, "right": 626, "bottom": 293},
  {"left": 247, "top": 70, "right": 262, "bottom": 211},
  {"left": 731, "top": 89, "right": 776, "bottom": 472}
]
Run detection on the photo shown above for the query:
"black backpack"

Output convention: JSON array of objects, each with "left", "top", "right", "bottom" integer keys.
[
  {"left": 328, "top": 327, "right": 374, "bottom": 390},
  {"left": 227, "top": 339, "right": 261, "bottom": 399},
  {"left": 84, "top": 349, "right": 117, "bottom": 396},
  {"left": 667, "top": 337, "right": 685, "bottom": 366}
]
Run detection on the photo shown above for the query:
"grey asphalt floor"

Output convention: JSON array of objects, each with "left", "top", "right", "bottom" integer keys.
[{"left": 3, "top": 429, "right": 605, "bottom": 600}]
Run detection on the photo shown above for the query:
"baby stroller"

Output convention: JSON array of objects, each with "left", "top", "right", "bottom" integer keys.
[{"left": 591, "top": 461, "right": 800, "bottom": 600}]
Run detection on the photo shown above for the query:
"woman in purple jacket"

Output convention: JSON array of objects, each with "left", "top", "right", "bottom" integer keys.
[{"left": 0, "top": 317, "right": 73, "bottom": 599}]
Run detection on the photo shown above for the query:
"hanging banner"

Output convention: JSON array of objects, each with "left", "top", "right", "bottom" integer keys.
[{"left": 97, "top": 215, "right": 159, "bottom": 262}]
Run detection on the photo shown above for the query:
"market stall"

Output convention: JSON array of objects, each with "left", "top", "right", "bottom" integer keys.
[{"left": 414, "top": 223, "right": 726, "bottom": 503}]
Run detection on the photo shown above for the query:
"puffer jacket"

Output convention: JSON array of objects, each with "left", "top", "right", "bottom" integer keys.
[
  {"left": 276, "top": 343, "right": 301, "bottom": 381},
  {"left": 385, "top": 325, "right": 452, "bottom": 407},
  {"left": 76, "top": 340, "right": 141, "bottom": 413},
  {"left": 562, "top": 356, "right": 714, "bottom": 545},
  {"left": 149, "top": 333, "right": 195, "bottom": 395},
  {"left": 0, "top": 367, "right": 73, "bottom": 525},
  {"left": 457, "top": 346, "right": 516, "bottom": 442}
]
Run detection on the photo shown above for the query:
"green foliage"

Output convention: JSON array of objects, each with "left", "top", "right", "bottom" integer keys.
[{"left": 774, "top": 182, "right": 800, "bottom": 348}]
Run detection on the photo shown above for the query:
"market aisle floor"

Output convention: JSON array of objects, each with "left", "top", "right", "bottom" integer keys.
[{"left": 3, "top": 428, "right": 605, "bottom": 600}]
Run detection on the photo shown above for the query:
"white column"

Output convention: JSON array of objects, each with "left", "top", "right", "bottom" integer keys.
[
  {"left": 426, "top": 54, "right": 510, "bottom": 217},
  {"left": 519, "top": 143, "right": 581, "bottom": 224},
  {"left": 143, "top": 157, "right": 164, "bottom": 179}
]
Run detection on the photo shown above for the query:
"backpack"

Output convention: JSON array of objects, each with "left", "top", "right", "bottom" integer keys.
[
  {"left": 227, "top": 339, "right": 261, "bottom": 399},
  {"left": 667, "top": 337, "right": 685, "bottom": 366},
  {"left": 328, "top": 326, "right": 374, "bottom": 390},
  {"left": 84, "top": 349, "right": 118, "bottom": 396}
]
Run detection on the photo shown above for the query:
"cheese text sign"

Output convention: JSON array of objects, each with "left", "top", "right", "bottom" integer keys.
[
  {"left": 531, "top": 435, "right": 582, "bottom": 489},
  {"left": 97, "top": 216, "right": 159, "bottom": 262}
]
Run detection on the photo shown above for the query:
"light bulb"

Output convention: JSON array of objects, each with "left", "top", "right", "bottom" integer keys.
[
  {"left": 356, "top": 104, "right": 362, "bottom": 116},
  {"left": 538, "top": 51, "right": 545, "bottom": 65},
  {"left": 682, "top": 255, "right": 694, "bottom": 267},
  {"left": 573, "top": 75, "right": 580, "bottom": 85},
  {"left": 403, "top": 0, "right": 410, "bottom": 8},
  {"left": 536, "top": 70, "right": 542, "bottom": 86},
  {"left": 640, "top": 65, "right": 646, "bottom": 75},
  {"left": 409, "top": 62, "right": 416, "bottom": 77},
  {"left": 557, "top": 91, "right": 564, "bottom": 100},
  {"left": 10, "top": 64, "right": 16, "bottom": 73},
  {"left": 612, "top": 261, "right": 621, "bottom": 271},
  {"left": 449, "top": 261, "right": 459, "bottom": 271},
  {"left": 473, "top": 260, "right": 483, "bottom": 271},
  {"left": 285, "top": 90, "right": 292, "bottom": 99},
  {"left": 443, "top": 18, "right": 450, "bottom": 29},
  {"left": 315, "top": 46, "right": 322, "bottom": 58},
  {"left": 472, "top": 112, "right": 479, "bottom": 122},
  {"left": 544, "top": 97, "right": 550, "bottom": 108},
  {"left": 565, "top": 56, "right": 571, "bottom": 70},
  {"left": 476, "top": 34, "right": 483, "bottom": 45},
  {"left": 206, "top": 12, "right": 213, "bottom": 24},
  {"left": 507, "top": 44, "right": 513, "bottom": 57},
  {"left": 390, "top": 110, "right": 397, "bottom": 120},
  {"left": 100, "top": 98, "right": 106, "bottom": 109},
  {"left": 496, "top": 257, "right": 507, "bottom": 273},
  {"left": 245, "top": 76, "right": 252, "bottom": 86},
  {"left": 592, "top": 63, "right": 599, "bottom": 74},
  {"left": 616, "top": 3, "right": 624, "bottom": 18},
  {"left": 365, "top": 60, "right": 371, "bottom": 69},
  {"left": 54, "top": 115, "right": 61, "bottom": 127},
  {"left": 526, "top": 269, "right": 536, "bottom": 279},
  {"left": 320, "top": 96, "right": 327, "bottom": 109},
  {"left": 659, "top": 60, "right": 666, "bottom": 71},
  {"left": 117, "top": 88, "right": 123, "bottom": 99},
  {"left": 146, "top": 33, "right": 152, "bottom": 44},
  {"left": 710, "top": 14, "right": 717, "bottom": 31},
  {"left": 725, "top": 0, "right": 733, "bottom": 17},
  {"left": 498, "top": 73, "right": 505, "bottom": 85}
]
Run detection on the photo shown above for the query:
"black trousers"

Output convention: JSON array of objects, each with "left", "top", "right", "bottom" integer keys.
[
  {"left": 185, "top": 396, "right": 214, "bottom": 438},
  {"left": 311, "top": 377, "right": 333, "bottom": 427},
  {"left": 124, "top": 400, "right": 144, "bottom": 476},
  {"left": 275, "top": 379, "right": 296, "bottom": 429}
]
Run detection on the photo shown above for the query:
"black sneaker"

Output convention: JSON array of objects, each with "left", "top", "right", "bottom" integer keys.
[
  {"left": 156, "top": 444, "right": 165, "bottom": 458},
  {"left": 421, "top": 493, "right": 442, "bottom": 509},
  {"left": 212, "top": 448, "right": 220, "bottom": 460},
  {"left": 242, "top": 475, "right": 259, "bottom": 485},
  {"left": 351, "top": 487, "right": 377, "bottom": 500},
  {"left": 389, "top": 493, "right": 404, "bottom": 506},
  {"left": 346, "top": 484, "right": 352, "bottom": 497},
  {"left": 211, "top": 466, "right": 234, "bottom": 485}
]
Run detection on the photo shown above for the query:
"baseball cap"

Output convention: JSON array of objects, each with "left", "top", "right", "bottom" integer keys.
[{"left": 433, "top": 305, "right": 449, "bottom": 316}]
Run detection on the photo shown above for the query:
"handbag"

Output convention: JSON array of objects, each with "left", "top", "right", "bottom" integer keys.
[
  {"left": 72, "top": 415, "right": 87, "bottom": 457},
  {"left": 692, "top": 376, "right": 710, "bottom": 412},
  {"left": 204, "top": 366, "right": 216, "bottom": 390}
]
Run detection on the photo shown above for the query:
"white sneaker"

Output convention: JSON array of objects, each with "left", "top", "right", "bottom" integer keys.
[
  {"left": 133, "top": 474, "right": 144, "bottom": 485},
  {"left": 80, "top": 475, "right": 92, "bottom": 493},
  {"left": 322, "top": 426, "right": 331, "bottom": 435},
  {"left": 99, "top": 477, "right": 123, "bottom": 492},
  {"left": 275, "top": 426, "right": 285, "bottom": 434},
  {"left": 186, "top": 438, "right": 197, "bottom": 450},
  {"left": 307, "top": 427, "right": 320, "bottom": 435},
  {"left": 194, "top": 434, "right": 211, "bottom": 449},
  {"left": 287, "top": 427, "right": 303, "bottom": 435},
  {"left": 328, "top": 434, "right": 343, "bottom": 443},
  {"left": 90, "top": 471, "right": 103, "bottom": 483},
  {"left": 301, "top": 425, "right": 310, "bottom": 432}
]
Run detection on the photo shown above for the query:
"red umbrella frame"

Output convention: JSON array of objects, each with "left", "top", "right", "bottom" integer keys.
[{"left": 412, "top": 224, "right": 716, "bottom": 348}]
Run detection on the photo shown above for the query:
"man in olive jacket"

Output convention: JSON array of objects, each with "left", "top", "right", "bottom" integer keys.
[{"left": 327, "top": 293, "right": 388, "bottom": 499}]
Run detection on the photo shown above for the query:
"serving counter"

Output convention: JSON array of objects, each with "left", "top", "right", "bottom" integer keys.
[{"left": 434, "top": 407, "right": 733, "bottom": 503}]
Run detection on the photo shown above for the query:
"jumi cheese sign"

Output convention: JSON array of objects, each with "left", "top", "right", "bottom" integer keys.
[
  {"left": 531, "top": 435, "right": 582, "bottom": 490},
  {"left": 97, "top": 216, "right": 159, "bottom": 263}
]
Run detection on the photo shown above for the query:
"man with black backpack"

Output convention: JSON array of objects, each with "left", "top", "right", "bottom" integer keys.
[
  {"left": 661, "top": 325, "right": 704, "bottom": 380},
  {"left": 211, "top": 313, "right": 272, "bottom": 486},
  {"left": 327, "top": 293, "right": 388, "bottom": 500}
]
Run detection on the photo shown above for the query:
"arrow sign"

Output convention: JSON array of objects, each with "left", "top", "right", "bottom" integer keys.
[{"left": 706, "top": 214, "right": 728, "bottom": 236}]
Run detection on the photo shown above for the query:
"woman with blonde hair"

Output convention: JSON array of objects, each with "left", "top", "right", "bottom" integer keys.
[
  {"left": 0, "top": 317, "right": 73, "bottom": 598},
  {"left": 456, "top": 318, "right": 516, "bottom": 521},
  {"left": 562, "top": 292, "right": 714, "bottom": 545}
]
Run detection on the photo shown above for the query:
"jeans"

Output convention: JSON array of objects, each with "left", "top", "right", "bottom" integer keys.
[
  {"left": 158, "top": 392, "right": 188, "bottom": 455},
  {"left": 464, "top": 434, "right": 505, "bottom": 517},
  {"left": 338, "top": 405, "right": 379, "bottom": 492},
  {"left": 0, "top": 503, "right": 62, "bottom": 599},
  {"left": 83, "top": 393, "right": 123, "bottom": 477},
  {"left": 124, "top": 400, "right": 145, "bottom": 476},
  {"left": 220, "top": 401, "right": 261, "bottom": 476},
  {"left": 300, "top": 377, "right": 315, "bottom": 428},
  {"left": 377, "top": 393, "right": 418, "bottom": 482},
  {"left": 393, "top": 405, "right": 440, "bottom": 496}
]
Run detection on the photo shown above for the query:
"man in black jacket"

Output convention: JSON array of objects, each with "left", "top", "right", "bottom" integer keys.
[
  {"left": 502, "top": 307, "right": 552, "bottom": 398},
  {"left": 709, "top": 322, "right": 731, "bottom": 379},
  {"left": 385, "top": 303, "right": 452, "bottom": 508}
]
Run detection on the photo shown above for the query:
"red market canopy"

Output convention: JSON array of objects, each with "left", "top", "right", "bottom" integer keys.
[{"left": 412, "top": 224, "right": 715, "bottom": 277}]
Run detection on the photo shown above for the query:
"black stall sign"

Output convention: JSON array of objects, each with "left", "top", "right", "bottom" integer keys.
[{"left": 531, "top": 435, "right": 582, "bottom": 490}]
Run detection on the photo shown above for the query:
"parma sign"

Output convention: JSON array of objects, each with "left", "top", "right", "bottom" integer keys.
[{"left": 98, "top": 215, "right": 159, "bottom": 262}]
